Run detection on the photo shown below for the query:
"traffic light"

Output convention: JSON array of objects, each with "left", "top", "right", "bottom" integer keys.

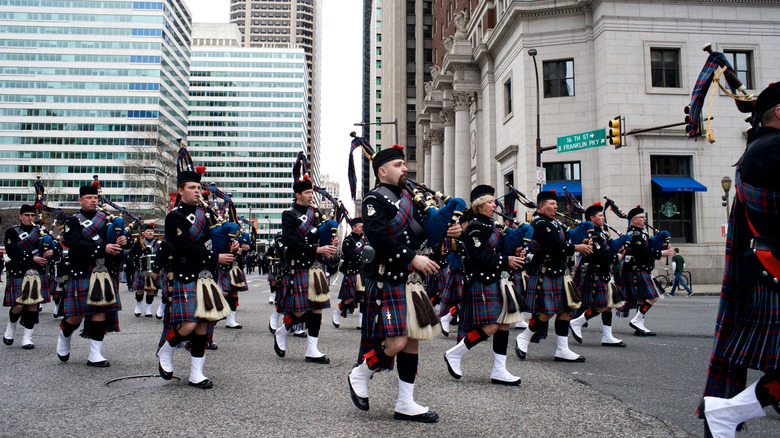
[{"left": 608, "top": 116, "right": 625, "bottom": 149}]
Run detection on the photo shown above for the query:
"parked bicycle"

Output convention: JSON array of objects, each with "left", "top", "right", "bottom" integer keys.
[{"left": 653, "top": 267, "right": 693, "bottom": 292}]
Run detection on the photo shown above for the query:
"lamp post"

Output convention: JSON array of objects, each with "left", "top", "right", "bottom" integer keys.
[
  {"left": 721, "top": 176, "right": 732, "bottom": 220},
  {"left": 528, "top": 49, "right": 541, "bottom": 170}
]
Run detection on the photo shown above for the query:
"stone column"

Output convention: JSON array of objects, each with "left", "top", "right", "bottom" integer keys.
[
  {"left": 441, "top": 108, "right": 455, "bottom": 196},
  {"left": 428, "top": 129, "right": 444, "bottom": 191},
  {"left": 422, "top": 138, "right": 432, "bottom": 187},
  {"left": 453, "top": 91, "right": 474, "bottom": 201}
]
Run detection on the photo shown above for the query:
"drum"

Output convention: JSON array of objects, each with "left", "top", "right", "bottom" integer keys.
[{"left": 140, "top": 253, "right": 156, "bottom": 277}]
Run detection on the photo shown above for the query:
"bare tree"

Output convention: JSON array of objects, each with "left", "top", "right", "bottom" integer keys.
[{"left": 121, "top": 123, "right": 177, "bottom": 219}]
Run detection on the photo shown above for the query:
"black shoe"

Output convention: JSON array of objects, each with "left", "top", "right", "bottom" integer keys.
[
  {"left": 491, "top": 377, "right": 521, "bottom": 386},
  {"left": 144, "top": 314, "right": 153, "bottom": 318},
  {"left": 554, "top": 355, "right": 585, "bottom": 363},
  {"left": 135, "top": 313, "right": 141, "bottom": 317},
  {"left": 602, "top": 341, "right": 627, "bottom": 347},
  {"left": 348, "top": 375, "right": 369, "bottom": 411},
  {"left": 273, "top": 336, "right": 285, "bottom": 358},
  {"left": 155, "top": 315, "right": 163, "bottom": 320},
  {"left": 393, "top": 411, "right": 440, "bottom": 423},
  {"left": 87, "top": 360, "right": 111, "bottom": 367},
  {"left": 441, "top": 327, "right": 449, "bottom": 337},
  {"left": 268, "top": 323, "right": 276, "bottom": 334},
  {"left": 629, "top": 323, "right": 657, "bottom": 337},
  {"left": 207, "top": 341, "right": 218, "bottom": 351},
  {"left": 57, "top": 353, "right": 69, "bottom": 362},
  {"left": 2, "top": 337, "right": 12, "bottom": 346},
  {"left": 158, "top": 362, "right": 173, "bottom": 380},
  {"left": 293, "top": 331, "right": 307, "bottom": 338},
  {"left": 570, "top": 327, "right": 582, "bottom": 344},
  {"left": 188, "top": 379, "right": 213, "bottom": 389},
  {"left": 515, "top": 343, "right": 526, "bottom": 360},
  {"left": 22, "top": 344, "right": 34, "bottom": 350},
  {"left": 444, "top": 354, "right": 462, "bottom": 380},
  {"left": 225, "top": 324, "right": 242, "bottom": 329},
  {"left": 687, "top": 291, "right": 694, "bottom": 297},
  {"left": 305, "top": 355, "right": 330, "bottom": 364}
]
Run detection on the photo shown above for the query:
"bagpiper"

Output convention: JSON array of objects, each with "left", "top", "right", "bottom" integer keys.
[
  {"left": 700, "top": 82, "right": 780, "bottom": 436},
  {"left": 332, "top": 217, "right": 365, "bottom": 329},
  {"left": 3, "top": 204, "right": 54, "bottom": 349},
  {"left": 129, "top": 223, "right": 160, "bottom": 318},
  {"left": 272, "top": 175, "right": 337, "bottom": 363},
  {"left": 57, "top": 184, "right": 131, "bottom": 367},
  {"left": 347, "top": 145, "right": 459, "bottom": 422}
]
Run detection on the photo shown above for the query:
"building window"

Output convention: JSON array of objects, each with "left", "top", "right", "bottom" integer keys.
[
  {"left": 543, "top": 161, "right": 581, "bottom": 221},
  {"left": 376, "top": 131, "right": 381, "bottom": 140},
  {"left": 375, "top": 76, "right": 381, "bottom": 86},
  {"left": 376, "top": 60, "right": 382, "bottom": 69},
  {"left": 651, "top": 155, "right": 695, "bottom": 243},
  {"left": 650, "top": 48, "right": 680, "bottom": 88},
  {"left": 723, "top": 50, "right": 754, "bottom": 89},
  {"left": 376, "top": 47, "right": 381, "bottom": 56},
  {"left": 376, "top": 90, "right": 381, "bottom": 99},
  {"left": 543, "top": 59, "right": 574, "bottom": 98},
  {"left": 503, "top": 77, "right": 512, "bottom": 117}
]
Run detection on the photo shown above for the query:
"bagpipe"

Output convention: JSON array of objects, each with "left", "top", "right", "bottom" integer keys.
[
  {"left": 685, "top": 43, "right": 755, "bottom": 143},
  {"left": 33, "top": 177, "right": 69, "bottom": 226},
  {"left": 560, "top": 187, "right": 630, "bottom": 250},
  {"left": 175, "top": 139, "right": 230, "bottom": 321},
  {"left": 404, "top": 178, "right": 467, "bottom": 249},
  {"left": 603, "top": 196, "right": 669, "bottom": 250},
  {"left": 201, "top": 182, "right": 247, "bottom": 289}
]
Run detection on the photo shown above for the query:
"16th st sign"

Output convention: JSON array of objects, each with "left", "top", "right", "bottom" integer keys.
[{"left": 557, "top": 128, "right": 607, "bottom": 153}]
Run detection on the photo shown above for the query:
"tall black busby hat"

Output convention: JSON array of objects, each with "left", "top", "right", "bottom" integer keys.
[{"left": 176, "top": 139, "right": 203, "bottom": 186}]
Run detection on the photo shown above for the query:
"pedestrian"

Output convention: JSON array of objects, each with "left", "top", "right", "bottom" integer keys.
[
  {"left": 668, "top": 248, "right": 693, "bottom": 296},
  {"left": 700, "top": 82, "right": 780, "bottom": 436}
]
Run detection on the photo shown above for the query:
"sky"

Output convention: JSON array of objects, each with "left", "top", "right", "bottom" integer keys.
[{"left": 184, "top": 0, "right": 363, "bottom": 213}]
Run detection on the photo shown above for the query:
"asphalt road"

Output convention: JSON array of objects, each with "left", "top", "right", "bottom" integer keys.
[{"left": 0, "top": 274, "right": 777, "bottom": 437}]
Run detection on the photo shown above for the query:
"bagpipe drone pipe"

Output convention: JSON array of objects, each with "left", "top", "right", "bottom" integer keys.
[{"left": 404, "top": 178, "right": 467, "bottom": 248}]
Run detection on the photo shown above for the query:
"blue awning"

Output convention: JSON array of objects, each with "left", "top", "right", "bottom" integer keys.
[
  {"left": 542, "top": 181, "right": 582, "bottom": 196},
  {"left": 651, "top": 176, "right": 707, "bottom": 192}
]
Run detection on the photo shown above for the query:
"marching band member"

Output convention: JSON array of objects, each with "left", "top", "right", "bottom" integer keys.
[
  {"left": 57, "top": 185, "right": 130, "bottom": 367},
  {"left": 568, "top": 203, "right": 627, "bottom": 347},
  {"left": 444, "top": 185, "right": 524, "bottom": 385},
  {"left": 617, "top": 206, "right": 672, "bottom": 336},
  {"left": 3, "top": 205, "right": 53, "bottom": 349},
  {"left": 347, "top": 145, "right": 459, "bottom": 422},
  {"left": 437, "top": 213, "right": 469, "bottom": 338},
  {"left": 700, "top": 82, "right": 780, "bottom": 436},
  {"left": 272, "top": 175, "right": 336, "bottom": 363},
  {"left": 333, "top": 217, "right": 364, "bottom": 329},
  {"left": 515, "top": 191, "right": 592, "bottom": 362},
  {"left": 156, "top": 147, "right": 233, "bottom": 388},
  {"left": 129, "top": 223, "right": 160, "bottom": 318}
]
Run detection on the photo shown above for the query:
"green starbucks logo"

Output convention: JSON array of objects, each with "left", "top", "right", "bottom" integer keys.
[{"left": 660, "top": 201, "right": 677, "bottom": 218}]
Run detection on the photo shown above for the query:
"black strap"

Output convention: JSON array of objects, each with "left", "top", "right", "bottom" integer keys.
[
  {"left": 752, "top": 236, "right": 780, "bottom": 252},
  {"left": 374, "top": 186, "right": 426, "bottom": 248}
]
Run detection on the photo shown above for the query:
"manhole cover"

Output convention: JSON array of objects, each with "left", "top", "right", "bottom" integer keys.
[{"left": 105, "top": 375, "right": 181, "bottom": 388}]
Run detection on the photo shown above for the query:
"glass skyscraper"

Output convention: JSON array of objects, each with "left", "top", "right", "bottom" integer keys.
[
  {"left": 0, "top": 0, "right": 192, "bottom": 210},
  {"left": 189, "top": 23, "right": 308, "bottom": 244}
]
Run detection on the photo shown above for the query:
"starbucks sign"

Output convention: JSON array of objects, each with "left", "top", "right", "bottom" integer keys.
[{"left": 660, "top": 201, "right": 677, "bottom": 218}]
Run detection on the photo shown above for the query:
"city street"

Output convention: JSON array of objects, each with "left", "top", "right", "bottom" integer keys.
[{"left": 1, "top": 274, "right": 777, "bottom": 437}]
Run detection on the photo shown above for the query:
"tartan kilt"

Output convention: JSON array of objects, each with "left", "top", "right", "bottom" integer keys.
[
  {"left": 3, "top": 274, "right": 52, "bottom": 306},
  {"left": 617, "top": 266, "right": 657, "bottom": 302},
  {"left": 281, "top": 268, "right": 330, "bottom": 313},
  {"left": 718, "top": 282, "right": 780, "bottom": 372},
  {"left": 362, "top": 278, "right": 406, "bottom": 340},
  {"left": 131, "top": 270, "right": 142, "bottom": 292},
  {"left": 158, "top": 270, "right": 169, "bottom": 298},
  {"left": 524, "top": 272, "right": 568, "bottom": 315},
  {"left": 573, "top": 266, "right": 609, "bottom": 309},
  {"left": 338, "top": 273, "right": 359, "bottom": 301},
  {"left": 439, "top": 269, "right": 464, "bottom": 317},
  {"left": 63, "top": 272, "right": 121, "bottom": 333},
  {"left": 217, "top": 266, "right": 249, "bottom": 293},
  {"left": 462, "top": 280, "right": 501, "bottom": 326},
  {"left": 426, "top": 267, "right": 448, "bottom": 299},
  {"left": 167, "top": 279, "right": 202, "bottom": 326}
]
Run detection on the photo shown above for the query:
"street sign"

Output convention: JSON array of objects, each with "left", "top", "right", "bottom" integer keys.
[
  {"left": 557, "top": 128, "right": 607, "bottom": 153},
  {"left": 535, "top": 167, "right": 546, "bottom": 186}
]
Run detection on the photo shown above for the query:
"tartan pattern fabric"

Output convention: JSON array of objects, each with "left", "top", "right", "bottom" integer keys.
[
  {"left": 294, "top": 207, "right": 316, "bottom": 239},
  {"left": 216, "top": 265, "right": 248, "bottom": 293},
  {"left": 573, "top": 263, "right": 609, "bottom": 309},
  {"left": 15, "top": 226, "right": 41, "bottom": 254},
  {"left": 157, "top": 270, "right": 168, "bottom": 297},
  {"left": 78, "top": 211, "right": 108, "bottom": 240},
  {"left": 439, "top": 269, "right": 464, "bottom": 318},
  {"left": 386, "top": 189, "right": 414, "bottom": 240},
  {"left": 705, "top": 171, "right": 780, "bottom": 397},
  {"left": 426, "top": 266, "right": 448, "bottom": 301},
  {"left": 62, "top": 271, "right": 121, "bottom": 334},
  {"left": 338, "top": 273, "right": 359, "bottom": 301},
  {"left": 3, "top": 274, "right": 51, "bottom": 306},
  {"left": 362, "top": 278, "right": 406, "bottom": 339},
  {"left": 523, "top": 272, "right": 567, "bottom": 315},
  {"left": 131, "top": 271, "right": 158, "bottom": 292},
  {"left": 462, "top": 280, "right": 501, "bottom": 326},
  {"left": 167, "top": 279, "right": 200, "bottom": 326},
  {"left": 616, "top": 266, "right": 657, "bottom": 317},
  {"left": 487, "top": 227, "right": 501, "bottom": 251},
  {"left": 281, "top": 268, "right": 330, "bottom": 313},
  {"left": 187, "top": 207, "right": 207, "bottom": 241},
  {"left": 687, "top": 51, "right": 724, "bottom": 138}
]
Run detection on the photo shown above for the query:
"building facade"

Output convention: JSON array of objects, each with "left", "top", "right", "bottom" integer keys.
[
  {"left": 418, "top": 0, "right": 780, "bottom": 282},
  {"left": 229, "top": 0, "right": 322, "bottom": 185},
  {"left": 189, "top": 23, "right": 308, "bottom": 245},
  {"left": 0, "top": 0, "right": 192, "bottom": 209}
]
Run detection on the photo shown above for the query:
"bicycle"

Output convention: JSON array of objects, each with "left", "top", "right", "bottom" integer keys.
[{"left": 653, "top": 267, "right": 693, "bottom": 293}]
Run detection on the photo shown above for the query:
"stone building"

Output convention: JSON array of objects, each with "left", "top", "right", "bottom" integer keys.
[{"left": 417, "top": 0, "right": 780, "bottom": 282}]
